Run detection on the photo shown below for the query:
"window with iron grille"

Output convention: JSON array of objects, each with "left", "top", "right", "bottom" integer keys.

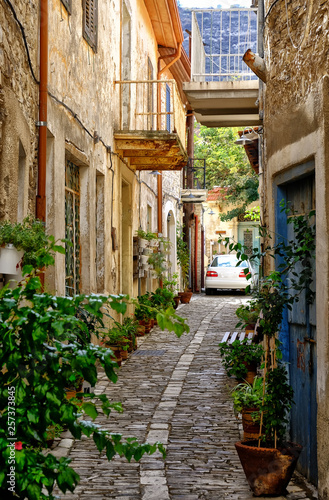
[
  {"left": 61, "top": 0, "right": 72, "bottom": 14},
  {"left": 82, "top": 0, "right": 98, "bottom": 52},
  {"left": 65, "top": 160, "right": 81, "bottom": 296}
]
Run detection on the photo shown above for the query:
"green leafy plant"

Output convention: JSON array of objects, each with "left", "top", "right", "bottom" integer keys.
[
  {"left": 0, "top": 236, "right": 189, "bottom": 499},
  {"left": 235, "top": 303, "right": 260, "bottom": 329},
  {"left": 150, "top": 287, "right": 175, "bottom": 310},
  {"left": 0, "top": 216, "right": 66, "bottom": 270},
  {"left": 147, "top": 236, "right": 171, "bottom": 281},
  {"left": 261, "top": 364, "right": 294, "bottom": 446},
  {"left": 136, "top": 229, "right": 157, "bottom": 241},
  {"left": 218, "top": 339, "right": 264, "bottom": 379},
  {"left": 176, "top": 224, "right": 190, "bottom": 291},
  {"left": 134, "top": 293, "right": 153, "bottom": 321},
  {"left": 193, "top": 125, "right": 259, "bottom": 221},
  {"left": 231, "top": 376, "right": 263, "bottom": 415},
  {"left": 163, "top": 273, "right": 179, "bottom": 295},
  {"left": 220, "top": 204, "right": 316, "bottom": 448}
]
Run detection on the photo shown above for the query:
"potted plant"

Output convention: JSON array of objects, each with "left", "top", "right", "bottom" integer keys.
[
  {"left": 235, "top": 303, "right": 261, "bottom": 334},
  {"left": 136, "top": 228, "right": 158, "bottom": 250},
  {"left": 0, "top": 216, "right": 52, "bottom": 275},
  {"left": 147, "top": 236, "right": 171, "bottom": 283},
  {"left": 176, "top": 224, "right": 192, "bottom": 302},
  {"left": 134, "top": 293, "right": 153, "bottom": 333},
  {"left": 235, "top": 362, "right": 300, "bottom": 497},
  {"left": 222, "top": 205, "right": 316, "bottom": 497},
  {"left": 231, "top": 377, "right": 263, "bottom": 440},
  {"left": 218, "top": 338, "right": 264, "bottom": 384}
]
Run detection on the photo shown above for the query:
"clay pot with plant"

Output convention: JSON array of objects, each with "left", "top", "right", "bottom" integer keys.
[
  {"left": 221, "top": 204, "right": 316, "bottom": 496},
  {"left": 235, "top": 303, "right": 261, "bottom": 334},
  {"left": 231, "top": 376, "right": 263, "bottom": 440},
  {"left": 218, "top": 338, "right": 264, "bottom": 384},
  {"left": 176, "top": 224, "right": 192, "bottom": 302}
]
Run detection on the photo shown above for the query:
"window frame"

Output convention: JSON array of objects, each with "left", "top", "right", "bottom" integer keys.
[{"left": 82, "top": 0, "right": 98, "bottom": 52}]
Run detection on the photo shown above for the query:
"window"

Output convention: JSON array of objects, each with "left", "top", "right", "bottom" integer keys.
[
  {"left": 65, "top": 159, "right": 81, "bottom": 296},
  {"left": 82, "top": 0, "right": 98, "bottom": 52},
  {"left": 61, "top": 0, "right": 72, "bottom": 14},
  {"left": 17, "top": 141, "right": 26, "bottom": 222}
]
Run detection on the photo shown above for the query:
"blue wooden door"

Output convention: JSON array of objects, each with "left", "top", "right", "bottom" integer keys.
[{"left": 276, "top": 172, "right": 317, "bottom": 485}]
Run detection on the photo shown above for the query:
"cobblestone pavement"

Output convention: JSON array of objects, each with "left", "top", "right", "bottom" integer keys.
[{"left": 53, "top": 293, "right": 318, "bottom": 500}]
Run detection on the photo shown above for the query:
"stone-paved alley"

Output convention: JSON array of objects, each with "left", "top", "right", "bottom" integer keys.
[{"left": 53, "top": 294, "right": 317, "bottom": 500}]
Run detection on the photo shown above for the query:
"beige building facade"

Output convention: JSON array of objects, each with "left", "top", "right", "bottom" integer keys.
[
  {"left": 262, "top": 0, "right": 328, "bottom": 496},
  {"left": 0, "top": 0, "right": 190, "bottom": 298}
]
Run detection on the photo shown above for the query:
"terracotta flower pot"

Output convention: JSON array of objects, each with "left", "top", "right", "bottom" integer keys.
[
  {"left": 109, "top": 345, "right": 122, "bottom": 366},
  {"left": 241, "top": 408, "right": 261, "bottom": 440},
  {"left": 173, "top": 296, "right": 180, "bottom": 309},
  {"left": 235, "top": 440, "right": 302, "bottom": 497},
  {"left": 120, "top": 349, "right": 128, "bottom": 360},
  {"left": 179, "top": 291, "right": 193, "bottom": 304},
  {"left": 241, "top": 361, "right": 258, "bottom": 384},
  {"left": 137, "top": 324, "right": 145, "bottom": 336}
]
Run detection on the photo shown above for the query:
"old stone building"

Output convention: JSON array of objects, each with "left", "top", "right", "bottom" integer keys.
[
  {"left": 0, "top": 0, "right": 190, "bottom": 298},
  {"left": 0, "top": 1, "right": 39, "bottom": 221},
  {"left": 261, "top": 0, "right": 328, "bottom": 497}
]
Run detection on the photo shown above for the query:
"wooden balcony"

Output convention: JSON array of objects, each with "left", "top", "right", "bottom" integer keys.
[{"left": 114, "top": 80, "right": 188, "bottom": 171}]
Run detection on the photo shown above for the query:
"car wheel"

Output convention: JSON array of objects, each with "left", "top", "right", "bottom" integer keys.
[{"left": 205, "top": 288, "right": 212, "bottom": 295}]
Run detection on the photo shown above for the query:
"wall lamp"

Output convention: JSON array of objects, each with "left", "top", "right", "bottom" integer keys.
[
  {"left": 203, "top": 206, "right": 215, "bottom": 216},
  {"left": 234, "top": 126, "right": 263, "bottom": 146}
]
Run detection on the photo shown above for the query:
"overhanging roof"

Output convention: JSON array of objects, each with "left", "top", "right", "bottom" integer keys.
[
  {"left": 144, "top": 0, "right": 183, "bottom": 48},
  {"left": 238, "top": 128, "right": 259, "bottom": 174},
  {"left": 182, "top": 80, "right": 260, "bottom": 127}
]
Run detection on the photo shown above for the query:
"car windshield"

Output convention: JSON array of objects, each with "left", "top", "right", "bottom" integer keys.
[{"left": 211, "top": 256, "right": 248, "bottom": 268}]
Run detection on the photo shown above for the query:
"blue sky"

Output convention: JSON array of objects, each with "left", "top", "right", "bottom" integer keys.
[{"left": 179, "top": 1, "right": 252, "bottom": 8}]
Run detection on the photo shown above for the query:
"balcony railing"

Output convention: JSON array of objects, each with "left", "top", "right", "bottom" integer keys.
[
  {"left": 115, "top": 79, "right": 186, "bottom": 144},
  {"left": 191, "top": 8, "right": 258, "bottom": 82}
]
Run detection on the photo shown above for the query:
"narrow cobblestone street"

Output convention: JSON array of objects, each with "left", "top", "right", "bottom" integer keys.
[{"left": 53, "top": 294, "right": 317, "bottom": 500}]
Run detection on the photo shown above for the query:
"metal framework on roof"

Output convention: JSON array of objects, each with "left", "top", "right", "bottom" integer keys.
[{"left": 183, "top": 7, "right": 260, "bottom": 128}]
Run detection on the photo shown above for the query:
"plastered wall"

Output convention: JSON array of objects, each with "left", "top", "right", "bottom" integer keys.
[{"left": 263, "top": 1, "right": 329, "bottom": 496}]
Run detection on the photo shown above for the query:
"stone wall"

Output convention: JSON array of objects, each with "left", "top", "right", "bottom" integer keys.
[
  {"left": 0, "top": 0, "right": 39, "bottom": 220},
  {"left": 263, "top": 1, "right": 329, "bottom": 497}
]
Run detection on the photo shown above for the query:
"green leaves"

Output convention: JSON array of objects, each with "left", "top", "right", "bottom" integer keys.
[
  {"left": 194, "top": 125, "right": 259, "bottom": 220},
  {"left": 82, "top": 402, "right": 98, "bottom": 420},
  {"left": 219, "top": 339, "right": 264, "bottom": 379},
  {"left": 0, "top": 244, "right": 189, "bottom": 499}
]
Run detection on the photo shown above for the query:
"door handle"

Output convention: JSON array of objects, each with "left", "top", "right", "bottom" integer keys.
[{"left": 304, "top": 337, "right": 316, "bottom": 344}]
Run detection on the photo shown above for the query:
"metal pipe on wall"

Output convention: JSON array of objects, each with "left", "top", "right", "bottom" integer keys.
[
  {"left": 201, "top": 227, "right": 204, "bottom": 289},
  {"left": 36, "top": 0, "right": 48, "bottom": 223},
  {"left": 194, "top": 215, "right": 199, "bottom": 292}
]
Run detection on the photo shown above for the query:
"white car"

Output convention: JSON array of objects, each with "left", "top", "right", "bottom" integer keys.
[{"left": 205, "top": 254, "right": 254, "bottom": 294}]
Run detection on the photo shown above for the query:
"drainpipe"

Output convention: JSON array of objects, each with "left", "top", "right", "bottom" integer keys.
[
  {"left": 36, "top": 0, "right": 48, "bottom": 223},
  {"left": 201, "top": 226, "right": 204, "bottom": 290},
  {"left": 158, "top": 43, "right": 182, "bottom": 77},
  {"left": 243, "top": 49, "right": 266, "bottom": 83},
  {"left": 157, "top": 172, "right": 163, "bottom": 236},
  {"left": 194, "top": 215, "right": 199, "bottom": 292}
]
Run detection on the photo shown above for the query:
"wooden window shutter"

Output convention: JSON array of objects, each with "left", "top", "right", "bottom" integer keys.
[
  {"left": 61, "top": 0, "right": 72, "bottom": 14},
  {"left": 83, "top": 0, "right": 98, "bottom": 52}
]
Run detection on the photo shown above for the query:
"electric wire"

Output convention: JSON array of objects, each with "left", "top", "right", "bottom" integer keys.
[
  {"left": 284, "top": 0, "right": 313, "bottom": 50},
  {"left": 3, "top": 0, "right": 40, "bottom": 84}
]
